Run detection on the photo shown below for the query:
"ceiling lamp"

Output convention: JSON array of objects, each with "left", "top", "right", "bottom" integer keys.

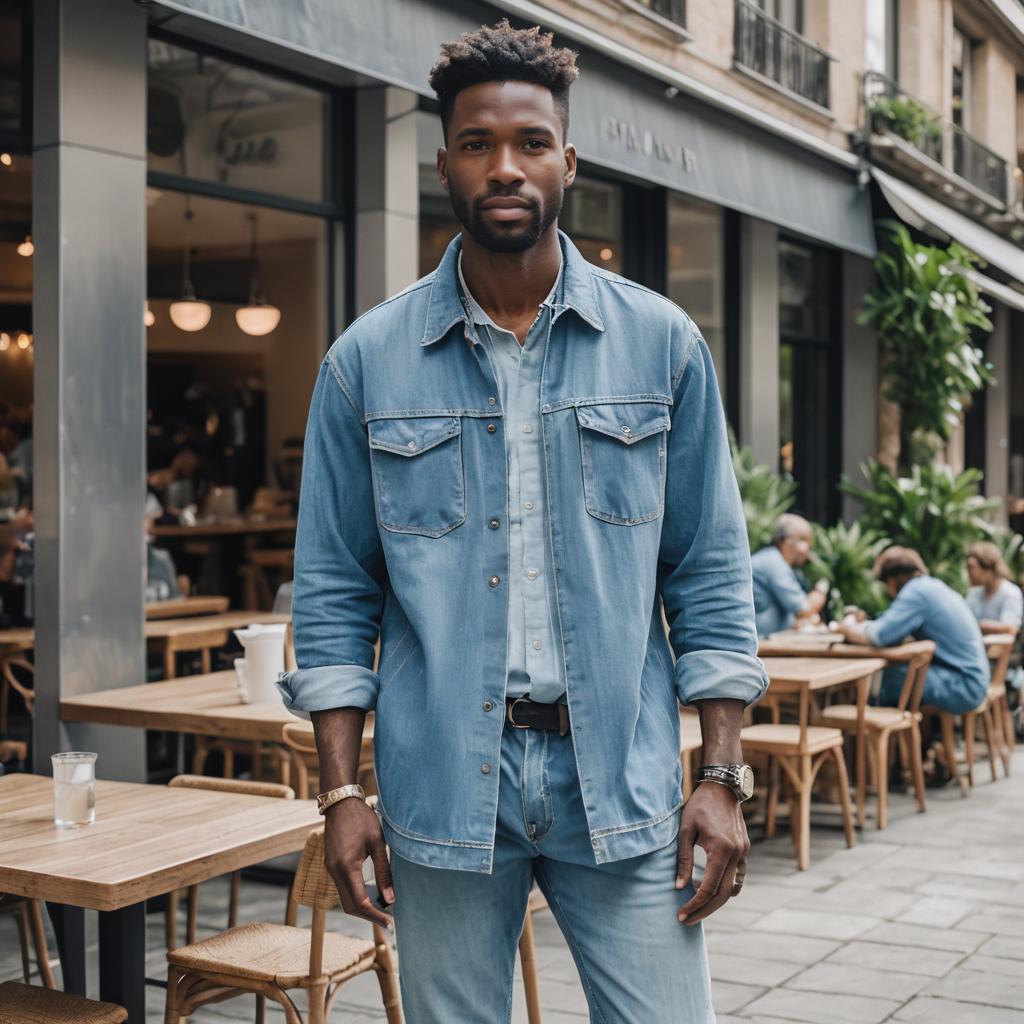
[
  {"left": 168, "top": 201, "right": 211, "bottom": 332},
  {"left": 0, "top": 333, "right": 9, "bottom": 352},
  {"left": 16, "top": 333, "right": 30, "bottom": 350},
  {"left": 144, "top": 301, "right": 155, "bottom": 327},
  {"left": 0, "top": 153, "right": 11, "bottom": 167},
  {"left": 16, "top": 235, "right": 33, "bottom": 257},
  {"left": 235, "top": 212, "right": 281, "bottom": 336}
]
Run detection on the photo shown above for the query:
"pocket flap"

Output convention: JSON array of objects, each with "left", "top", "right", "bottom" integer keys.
[
  {"left": 368, "top": 416, "right": 461, "bottom": 457},
  {"left": 575, "top": 402, "right": 671, "bottom": 445}
]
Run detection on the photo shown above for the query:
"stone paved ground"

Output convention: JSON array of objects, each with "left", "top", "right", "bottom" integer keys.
[{"left": 3, "top": 750, "right": 1023, "bottom": 1021}]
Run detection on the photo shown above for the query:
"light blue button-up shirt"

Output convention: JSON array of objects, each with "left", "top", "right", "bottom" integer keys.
[
  {"left": 751, "top": 545, "right": 808, "bottom": 637},
  {"left": 279, "top": 231, "right": 768, "bottom": 872},
  {"left": 457, "top": 252, "right": 566, "bottom": 704}
]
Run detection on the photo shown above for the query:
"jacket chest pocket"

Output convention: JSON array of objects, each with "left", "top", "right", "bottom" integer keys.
[
  {"left": 575, "top": 401, "right": 671, "bottom": 525},
  {"left": 367, "top": 416, "right": 466, "bottom": 537}
]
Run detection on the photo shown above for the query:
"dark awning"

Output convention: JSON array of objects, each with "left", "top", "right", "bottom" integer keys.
[{"left": 148, "top": 0, "right": 877, "bottom": 257}]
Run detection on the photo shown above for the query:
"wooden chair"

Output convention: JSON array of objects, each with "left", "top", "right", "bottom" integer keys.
[
  {"left": 0, "top": 981, "right": 126, "bottom": 1023},
  {"left": 0, "top": 894, "right": 57, "bottom": 989},
  {"left": 240, "top": 549, "right": 295, "bottom": 611},
  {"left": 154, "top": 625, "right": 230, "bottom": 680},
  {"left": 818, "top": 644, "right": 933, "bottom": 829},
  {"left": 280, "top": 720, "right": 377, "bottom": 800},
  {"left": 1, "top": 645, "right": 34, "bottom": 735},
  {"left": 741, "top": 687, "right": 855, "bottom": 870},
  {"left": 164, "top": 826, "right": 403, "bottom": 1024},
  {"left": 982, "top": 636, "right": 1015, "bottom": 777},
  {"left": 165, "top": 775, "right": 296, "bottom": 951},
  {"left": 518, "top": 887, "right": 547, "bottom": 1024},
  {"left": 680, "top": 709, "right": 703, "bottom": 799}
]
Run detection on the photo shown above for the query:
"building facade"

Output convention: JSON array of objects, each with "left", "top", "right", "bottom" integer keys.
[{"left": 2, "top": 0, "right": 1023, "bottom": 773}]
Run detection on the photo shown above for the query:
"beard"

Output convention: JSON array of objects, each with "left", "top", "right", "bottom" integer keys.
[{"left": 449, "top": 183, "right": 563, "bottom": 253}]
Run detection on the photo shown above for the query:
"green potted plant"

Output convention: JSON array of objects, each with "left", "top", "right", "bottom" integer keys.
[
  {"left": 809, "top": 521, "right": 889, "bottom": 621},
  {"left": 729, "top": 430, "right": 796, "bottom": 553}
]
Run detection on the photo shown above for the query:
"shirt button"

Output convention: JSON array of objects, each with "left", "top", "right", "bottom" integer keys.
[
  {"left": 527, "top": 569, "right": 539, "bottom": 580},
  {"left": 489, "top": 575, "right": 501, "bottom": 588},
  {"left": 481, "top": 763, "right": 492, "bottom": 775},
  {"left": 483, "top": 700, "right": 494, "bottom": 712},
  {"left": 524, "top": 501, "right": 534, "bottom": 510},
  {"left": 488, "top": 397, "right": 496, "bottom": 406},
  {"left": 532, "top": 639, "right": 542, "bottom": 650},
  {"left": 407, "top": 441, "right": 417, "bottom": 450},
  {"left": 522, "top": 424, "right": 533, "bottom": 433},
  {"left": 621, "top": 424, "right": 632, "bottom": 435},
  {"left": 488, "top": 517, "right": 500, "bottom": 529},
  {"left": 487, "top": 423, "right": 497, "bottom": 433}
]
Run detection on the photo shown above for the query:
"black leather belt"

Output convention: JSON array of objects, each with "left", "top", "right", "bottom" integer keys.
[{"left": 506, "top": 697, "right": 570, "bottom": 736}]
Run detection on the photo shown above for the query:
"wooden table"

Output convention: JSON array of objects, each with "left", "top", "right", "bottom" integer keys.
[
  {"left": 144, "top": 595, "right": 230, "bottom": 620},
  {"left": 759, "top": 637, "right": 935, "bottom": 662},
  {"left": 61, "top": 671, "right": 296, "bottom": 743},
  {"left": 761, "top": 656, "right": 887, "bottom": 829},
  {"left": 150, "top": 519, "right": 296, "bottom": 539},
  {"left": 0, "top": 773, "right": 318, "bottom": 1021},
  {"left": 145, "top": 612, "right": 289, "bottom": 678}
]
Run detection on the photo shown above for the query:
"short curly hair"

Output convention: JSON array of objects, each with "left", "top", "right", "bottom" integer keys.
[{"left": 428, "top": 19, "right": 580, "bottom": 143}]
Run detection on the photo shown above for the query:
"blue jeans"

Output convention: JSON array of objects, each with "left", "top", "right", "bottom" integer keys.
[{"left": 390, "top": 722, "right": 715, "bottom": 1023}]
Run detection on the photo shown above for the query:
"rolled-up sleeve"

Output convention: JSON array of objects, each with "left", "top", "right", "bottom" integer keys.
[
  {"left": 865, "top": 585, "right": 925, "bottom": 648},
  {"left": 659, "top": 322, "right": 769, "bottom": 706},
  {"left": 277, "top": 353, "right": 385, "bottom": 717}
]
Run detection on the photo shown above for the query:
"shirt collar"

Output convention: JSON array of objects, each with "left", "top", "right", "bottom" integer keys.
[
  {"left": 456, "top": 249, "right": 562, "bottom": 332},
  {"left": 421, "top": 229, "right": 606, "bottom": 346}
]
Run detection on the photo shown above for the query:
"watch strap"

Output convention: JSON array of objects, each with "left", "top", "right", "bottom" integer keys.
[{"left": 316, "top": 784, "right": 366, "bottom": 815}]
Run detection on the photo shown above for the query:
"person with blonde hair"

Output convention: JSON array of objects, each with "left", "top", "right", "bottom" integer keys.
[
  {"left": 835, "top": 546, "right": 989, "bottom": 715},
  {"left": 966, "top": 541, "right": 1022, "bottom": 636}
]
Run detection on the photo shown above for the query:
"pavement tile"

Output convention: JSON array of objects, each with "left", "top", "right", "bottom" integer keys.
[
  {"left": 893, "top": 996, "right": 1024, "bottom": 1023},
  {"left": 740, "top": 988, "right": 900, "bottom": 1023},
  {"left": 977, "top": 936, "right": 1024, "bottom": 961},
  {"left": 959, "top": 953, "right": 1024, "bottom": 978},
  {"left": 788, "top": 881, "right": 917, "bottom": 919},
  {"left": 916, "top": 873, "right": 1009, "bottom": 902},
  {"left": 926, "top": 965, "right": 1024, "bottom": 1010},
  {"left": 712, "top": 980, "right": 764, "bottom": 1015},
  {"left": 958, "top": 904, "right": 1024, "bottom": 938},
  {"left": 784, "top": 961, "right": 930, "bottom": 1001},
  {"left": 709, "top": 952, "right": 802, "bottom": 987},
  {"left": 825, "top": 939, "right": 963, "bottom": 977},
  {"left": 705, "top": 929, "right": 840, "bottom": 966},
  {"left": 859, "top": 920, "right": 990, "bottom": 953},
  {"left": 751, "top": 908, "right": 881, "bottom": 941},
  {"left": 896, "top": 894, "right": 980, "bottom": 927}
]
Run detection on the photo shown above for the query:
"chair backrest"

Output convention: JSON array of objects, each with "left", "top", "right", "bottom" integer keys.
[
  {"left": 168, "top": 774, "right": 295, "bottom": 800},
  {"left": 893, "top": 644, "right": 935, "bottom": 714},
  {"left": 280, "top": 719, "right": 377, "bottom": 800},
  {"left": 987, "top": 635, "right": 1015, "bottom": 688}
]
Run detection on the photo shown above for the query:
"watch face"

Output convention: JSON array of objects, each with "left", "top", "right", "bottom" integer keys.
[{"left": 739, "top": 765, "right": 755, "bottom": 801}]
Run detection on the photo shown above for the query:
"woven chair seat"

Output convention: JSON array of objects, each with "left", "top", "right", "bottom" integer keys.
[
  {"left": 819, "top": 704, "right": 920, "bottom": 729},
  {"left": 0, "top": 982, "right": 126, "bottom": 1024},
  {"left": 167, "top": 921, "right": 375, "bottom": 988}
]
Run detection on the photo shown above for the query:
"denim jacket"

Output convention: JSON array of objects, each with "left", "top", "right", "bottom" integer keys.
[{"left": 279, "top": 231, "right": 768, "bottom": 872}]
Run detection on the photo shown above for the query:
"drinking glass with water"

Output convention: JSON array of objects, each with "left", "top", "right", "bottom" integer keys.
[{"left": 51, "top": 752, "right": 97, "bottom": 828}]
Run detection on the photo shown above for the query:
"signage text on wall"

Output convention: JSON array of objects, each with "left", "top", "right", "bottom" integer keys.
[{"left": 601, "top": 116, "right": 697, "bottom": 173}]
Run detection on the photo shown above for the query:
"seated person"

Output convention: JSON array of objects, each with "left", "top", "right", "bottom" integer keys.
[
  {"left": 751, "top": 513, "right": 827, "bottom": 637},
  {"left": 965, "top": 541, "right": 1022, "bottom": 636},
  {"left": 835, "top": 546, "right": 989, "bottom": 715},
  {"left": 145, "top": 495, "right": 183, "bottom": 603}
]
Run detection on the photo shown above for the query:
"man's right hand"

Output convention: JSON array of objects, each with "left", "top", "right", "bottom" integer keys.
[{"left": 323, "top": 797, "right": 395, "bottom": 926}]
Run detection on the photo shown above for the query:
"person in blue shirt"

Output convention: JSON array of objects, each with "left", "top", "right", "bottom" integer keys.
[
  {"left": 751, "top": 514, "right": 827, "bottom": 637},
  {"left": 835, "top": 546, "right": 989, "bottom": 715}
]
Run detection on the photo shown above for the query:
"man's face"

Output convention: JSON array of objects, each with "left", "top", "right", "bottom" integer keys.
[
  {"left": 781, "top": 524, "right": 813, "bottom": 567},
  {"left": 437, "top": 80, "right": 576, "bottom": 253}
]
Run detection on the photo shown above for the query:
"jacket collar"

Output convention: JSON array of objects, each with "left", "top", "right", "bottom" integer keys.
[{"left": 420, "top": 228, "right": 606, "bottom": 346}]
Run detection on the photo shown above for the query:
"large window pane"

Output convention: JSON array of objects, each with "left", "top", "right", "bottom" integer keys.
[
  {"left": 667, "top": 193, "right": 725, "bottom": 384},
  {"left": 147, "top": 40, "right": 329, "bottom": 203},
  {"left": 562, "top": 176, "right": 623, "bottom": 273},
  {"left": 417, "top": 111, "right": 459, "bottom": 277}
]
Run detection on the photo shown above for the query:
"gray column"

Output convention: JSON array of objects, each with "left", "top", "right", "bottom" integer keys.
[
  {"left": 985, "top": 302, "right": 1010, "bottom": 525},
  {"left": 354, "top": 87, "right": 420, "bottom": 316},
  {"left": 738, "top": 216, "right": 779, "bottom": 470},
  {"left": 841, "top": 251, "right": 879, "bottom": 520},
  {"left": 32, "top": 0, "right": 148, "bottom": 779}
]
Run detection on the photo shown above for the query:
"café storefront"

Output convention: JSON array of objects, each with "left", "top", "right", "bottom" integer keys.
[{"left": 10, "top": 0, "right": 877, "bottom": 776}]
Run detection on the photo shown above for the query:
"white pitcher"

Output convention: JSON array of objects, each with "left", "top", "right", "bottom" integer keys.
[{"left": 233, "top": 623, "right": 287, "bottom": 704}]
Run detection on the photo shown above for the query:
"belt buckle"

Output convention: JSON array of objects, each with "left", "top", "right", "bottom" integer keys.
[{"left": 507, "top": 698, "right": 530, "bottom": 729}]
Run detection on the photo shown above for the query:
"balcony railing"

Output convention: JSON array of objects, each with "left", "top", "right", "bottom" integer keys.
[
  {"left": 733, "top": 0, "right": 832, "bottom": 110},
  {"left": 636, "top": 0, "right": 686, "bottom": 27},
  {"left": 863, "top": 71, "right": 1010, "bottom": 205}
]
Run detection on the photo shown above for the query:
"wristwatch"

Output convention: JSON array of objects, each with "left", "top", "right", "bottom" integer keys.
[
  {"left": 316, "top": 784, "right": 366, "bottom": 815},
  {"left": 696, "top": 764, "right": 755, "bottom": 803}
]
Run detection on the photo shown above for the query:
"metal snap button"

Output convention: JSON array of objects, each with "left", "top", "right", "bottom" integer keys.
[
  {"left": 481, "top": 763, "right": 492, "bottom": 775},
  {"left": 621, "top": 424, "right": 631, "bottom": 435},
  {"left": 483, "top": 701, "right": 494, "bottom": 712},
  {"left": 527, "top": 569, "right": 538, "bottom": 580},
  {"left": 488, "top": 517, "right": 500, "bottom": 529},
  {"left": 524, "top": 501, "right": 534, "bottom": 510},
  {"left": 522, "top": 424, "right": 533, "bottom": 433},
  {"left": 487, "top": 423, "right": 497, "bottom": 433},
  {"left": 488, "top": 397, "right": 496, "bottom": 406},
  {"left": 489, "top": 575, "right": 501, "bottom": 588},
  {"left": 531, "top": 639, "right": 542, "bottom": 650},
  {"left": 407, "top": 441, "right": 417, "bottom": 449}
]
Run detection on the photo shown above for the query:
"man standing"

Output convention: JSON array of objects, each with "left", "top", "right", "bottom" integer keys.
[
  {"left": 751, "top": 513, "right": 827, "bottom": 637},
  {"left": 279, "top": 20, "right": 766, "bottom": 1022}
]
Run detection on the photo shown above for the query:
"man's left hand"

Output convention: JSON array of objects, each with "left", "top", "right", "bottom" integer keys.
[{"left": 675, "top": 780, "right": 749, "bottom": 926}]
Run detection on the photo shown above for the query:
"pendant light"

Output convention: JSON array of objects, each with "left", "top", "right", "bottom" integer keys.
[
  {"left": 169, "top": 200, "right": 211, "bottom": 332},
  {"left": 144, "top": 301, "right": 155, "bottom": 327},
  {"left": 235, "top": 212, "right": 281, "bottom": 336},
  {"left": 16, "top": 235, "right": 33, "bottom": 257}
]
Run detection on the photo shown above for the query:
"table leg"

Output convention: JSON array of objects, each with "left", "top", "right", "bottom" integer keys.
[
  {"left": 99, "top": 903, "right": 146, "bottom": 1022},
  {"left": 46, "top": 902, "right": 86, "bottom": 994},
  {"left": 855, "top": 676, "right": 868, "bottom": 829}
]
